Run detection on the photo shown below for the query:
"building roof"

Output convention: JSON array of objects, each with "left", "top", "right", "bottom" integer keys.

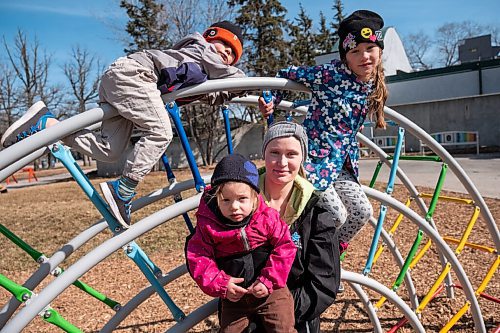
[{"left": 386, "top": 57, "right": 500, "bottom": 83}]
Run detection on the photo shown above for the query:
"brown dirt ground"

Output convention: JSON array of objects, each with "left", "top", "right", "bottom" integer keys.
[{"left": 0, "top": 165, "right": 499, "bottom": 332}]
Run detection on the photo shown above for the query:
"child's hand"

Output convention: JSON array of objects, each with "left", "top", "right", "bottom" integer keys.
[
  {"left": 226, "top": 277, "right": 248, "bottom": 302},
  {"left": 248, "top": 280, "right": 269, "bottom": 298},
  {"left": 258, "top": 97, "right": 274, "bottom": 118}
]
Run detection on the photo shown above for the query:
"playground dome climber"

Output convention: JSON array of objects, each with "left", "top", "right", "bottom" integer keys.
[{"left": 0, "top": 78, "right": 498, "bottom": 333}]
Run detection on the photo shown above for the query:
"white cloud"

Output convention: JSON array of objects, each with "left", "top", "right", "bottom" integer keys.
[{"left": 0, "top": 3, "right": 96, "bottom": 17}]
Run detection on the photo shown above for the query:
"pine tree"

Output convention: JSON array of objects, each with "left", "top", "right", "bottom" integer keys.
[
  {"left": 331, "top": 0, "right": 345, "bottom": 43},
  {"left": 288, "top": 4, "right": 316, "bottom": 66},
  {"left": 228, "top": 0, "right": 289, "bottom": 76},
  {"left": 316, "top": 11, "right": 334, "bottom": 55},
  {"left": 120, "top": 0, "right": 170, "bottom": 54}
]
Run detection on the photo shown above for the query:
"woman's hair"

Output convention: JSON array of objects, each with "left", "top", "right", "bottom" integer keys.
[
  {"left": 369, "top": 49, "right": 388, "bottom": 129},
  {"left": 212, "top": 181, "right": 259, "bottom": 210},
  {"left": 298, "top": 165, "right": 307, "bottom": 178}
]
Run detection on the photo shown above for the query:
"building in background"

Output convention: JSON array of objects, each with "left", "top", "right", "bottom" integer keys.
[
  {"left": 315, "top": 30, "right": 500, "bottom": 154},
  {"left": 459, "top": 34, "right": 500, "bottom": 63}
]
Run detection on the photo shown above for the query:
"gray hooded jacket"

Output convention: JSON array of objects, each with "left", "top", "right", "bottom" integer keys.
[{"left": 129, "top": 32, "right": 246, "bottom": 105}]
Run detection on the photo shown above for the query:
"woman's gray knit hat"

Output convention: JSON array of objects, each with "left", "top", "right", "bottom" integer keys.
[{"left": 262, "top": 121, "right": 308, "bottom": 161}]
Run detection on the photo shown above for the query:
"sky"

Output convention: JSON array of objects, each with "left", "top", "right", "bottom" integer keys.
[{"left": 1, "top": 0, "right": 499, "bottom": 85}]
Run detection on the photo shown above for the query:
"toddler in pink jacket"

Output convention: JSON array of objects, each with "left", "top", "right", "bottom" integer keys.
[{"left": 186, "top": 154, "right": 297, "bottom": 332}]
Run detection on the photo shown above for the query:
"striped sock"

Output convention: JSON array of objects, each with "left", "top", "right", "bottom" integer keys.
[{"left": 117, "top": 176, "right": 138, "bottom": 199}]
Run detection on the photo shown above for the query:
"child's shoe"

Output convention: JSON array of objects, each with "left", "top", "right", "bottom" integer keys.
[
  {"left": 100, "top": 180, "right": 135, "bottom": 228},
  {"left": 338, "top": 243, "right": 348, "bottom": 294},
  {"left": 338, "top": 281, "right": 345, "bottom": 294},
  {"left": 338, "top": 260, "right": 345, "bottom": 294},
  {"left": 1, "top": 101, "right": 55, "bottom": 148},
  {"left": 339, "top": 241, "right": 349, "bottom": 256}
]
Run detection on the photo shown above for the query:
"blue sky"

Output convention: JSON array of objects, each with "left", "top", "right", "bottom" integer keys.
[{"left": 1, "top": 0, "right": 499, "bottom": 84}]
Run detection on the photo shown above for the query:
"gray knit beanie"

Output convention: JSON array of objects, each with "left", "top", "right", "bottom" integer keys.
[{"left": 262, "top": 121, "right": 308, "bottom": 161}]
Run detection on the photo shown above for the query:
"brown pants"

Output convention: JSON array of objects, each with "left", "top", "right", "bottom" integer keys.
[{"left": 220, "top": 287, "right": 296, "bottom": 333}]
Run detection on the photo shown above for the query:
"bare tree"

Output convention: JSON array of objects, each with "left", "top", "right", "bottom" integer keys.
[
  {"left": 63, "top": 46, "right": 104, "bottom": 114},
  {"left": 436, "top": 21, "right": 486, "bottom": 67},
  {"left": 204, "top": 0, "right": 235, "bottom": 25},
  {"left": 2, "top": 29, "right": 64, "bottom": 111},
  {"left": 404, "top": 32, "right": 433, "bottom": 70},
  {"left": 2, "top": 30, "right": 64, "bottom": 169},
  {"left": 491, "top": 26, "right": 500, "bottom": 46},
  {"left": 121, "top": 0, "right": 171, "bottom": 53},
  {"left": 157, "top": 0, "right": 234, "bottom": 165},
  {"left": 184, "top": 104, "right": 225, "bottom": 165},
  {"left": 0, "top": 63, "right": 22, "bottom": 132},
  {"left": 160, "top": 0, "right": 199, "bottom": 40},
  {"left": 158, "top": 0, "right": 234, "bottom": 41},
  {"left": 63, "top": 46, "right": 105, "bottom": 166}
]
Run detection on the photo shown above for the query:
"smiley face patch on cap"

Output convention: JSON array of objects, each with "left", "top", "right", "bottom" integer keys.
[{"left": 338, "top": 10, "right": 385, "bottom": 58}]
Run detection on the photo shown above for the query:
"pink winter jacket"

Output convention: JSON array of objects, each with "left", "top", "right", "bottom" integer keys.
[{"left": 186, "top": 193, "right": 297, "bottom": 299}]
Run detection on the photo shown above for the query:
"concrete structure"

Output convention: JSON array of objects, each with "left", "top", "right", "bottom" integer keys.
[
  {"left": 376, "top": 93, "right": 500, "bottom": 153},
  {"left": 382, "top": 58, "right": 500, "bottom": 152},
  {"left": 386, "top": 58, "right": 500, "bottom": 105}
]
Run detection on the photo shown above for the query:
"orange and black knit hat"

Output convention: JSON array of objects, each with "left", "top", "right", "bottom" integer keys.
[{"left": 203, "top": 21, "right": 243, "bottom": 65}]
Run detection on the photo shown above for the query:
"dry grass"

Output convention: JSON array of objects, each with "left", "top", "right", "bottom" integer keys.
[{"left": 0, "top": 166, "right": 499, "bottom": 332}]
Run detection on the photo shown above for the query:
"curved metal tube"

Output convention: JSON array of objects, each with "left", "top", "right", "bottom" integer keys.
[
  {"left": 0, "top": 104, "right": 116, "bottom": 173},
  {"left": 1, "top": 77, "right": 494, "bottom": 332},
  {"left": 234, "top": 95, "right": 453, "bottom": 300},
  {"left": 363, "top": 187, "right": 485, "bottom": 332},
  {"left": 100, "top": 265, "right": 188, "bottom": 333},
  {"left": 1, "top": 194, "right": 202, "bottom": 332},
  {"left": 0, "top": 177, "right": 208, "bottom": 326},
  {"left": 356, "top": 133, "right": 454, "bottom": 298},
  {"left": 165, "top": 270, "right": 425, "bottom": 333},
  {"left": 367, "top": 216, "right": 419, "bottom": 310},
  {"left": 0, "top": 147, "right": 48, "bottom": 183},
  {"left": 0, "top": 123, "right": 101, "bottom": 183},
  {"left": 383, "top": 108, "right": 499, "bottom": 251},
  {"left": 166, "top": 299, "right": 218, "bottom": 333},
  {"left": 162, "top": 77, "right": 309, "bottom": 103},
  {"left": 348, "top": 281, "right": 383, "bottom": 333}
]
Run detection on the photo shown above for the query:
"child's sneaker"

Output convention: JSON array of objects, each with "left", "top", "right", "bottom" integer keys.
[
  {"left": 339, "top": 241, "right": 349, "bottom": 256},
  {"left": 1, "top": 101, "right": 55, "bottom": 148},
  {"left": 338, "top": 259, "right": 345, "bottom": 294},
  {"left": 100, "top": 180, "right": 135, "bottom": 228},
  {"left": 338, "top": 281, "right": 345, "bottom": 294}
]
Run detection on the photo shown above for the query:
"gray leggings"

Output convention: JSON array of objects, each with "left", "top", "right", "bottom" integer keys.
[{"left": 318, "top": 169, "right": 373, "bottom": 244}]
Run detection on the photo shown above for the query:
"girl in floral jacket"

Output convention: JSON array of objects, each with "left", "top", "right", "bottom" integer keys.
[
  {"left": 185, "top": 153, "right": 297, "bottom": 333},
  {"left": 259, "top": 10, "right": 388, "bottom": 257}
]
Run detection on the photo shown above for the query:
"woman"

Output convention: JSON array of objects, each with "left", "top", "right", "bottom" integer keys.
[{"left": 258, "top": 121, "right": 340, "bottom": 333}]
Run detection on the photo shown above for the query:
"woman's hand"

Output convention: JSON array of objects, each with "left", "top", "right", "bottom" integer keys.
[
  {"left": 226, "top": 277, "right": 248, "bottom": 302},
  {"left": 258, "top": 96, "right": 274, "bottom": 118},
  {"left": 248, "top": 280, "right": 269, "bottom": 298}
]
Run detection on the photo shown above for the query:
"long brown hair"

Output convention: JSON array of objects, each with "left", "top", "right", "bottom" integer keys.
[
  {"left": 342, "top": 49, "right": 388, "bottom": 129},
  {"left": 369, "top": 50, "right": 388, "bottom": 129}
]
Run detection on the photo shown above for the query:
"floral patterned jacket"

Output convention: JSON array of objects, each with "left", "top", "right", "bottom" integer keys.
[{"left": 276, "top": 59, "right": 373, "bottom": 190}]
